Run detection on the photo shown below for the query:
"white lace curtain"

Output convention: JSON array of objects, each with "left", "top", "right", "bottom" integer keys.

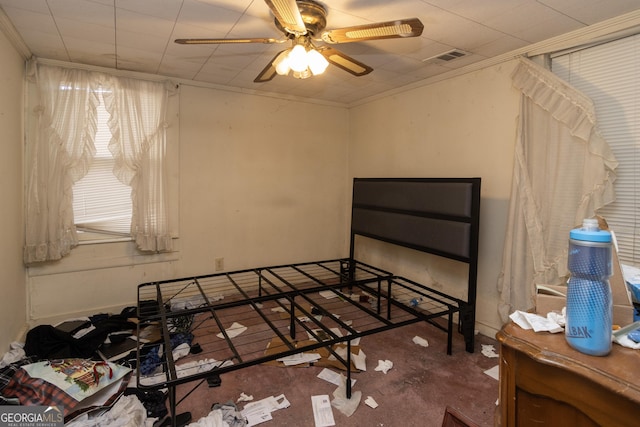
[
  {"left": 24, "top": 61, "right": 173, "bottom": 264},
  {"left": 497, "top": 58, "right": 617, "bottom": 322}
]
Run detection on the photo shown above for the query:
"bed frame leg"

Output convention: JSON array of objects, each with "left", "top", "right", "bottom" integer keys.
[
  {"left": 289, "top": 296, "right": 296, "bottom": 340},
  {"left": 447, "top": 310, "right": 453, "bottom": 355},
  {"left": 459, "top": 304, "right": 475, "bottom": 353},
  {"left": 169, "top": 386, "right": 176, "bottom": 427},
  {"left": 340, "top": 260, "right": 351, "bottom": 293},
  {"left": 346, "top": 340, "right": 352, "bottom": 399}
]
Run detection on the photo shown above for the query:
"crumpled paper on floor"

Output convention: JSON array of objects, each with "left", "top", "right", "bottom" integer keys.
[
  {"left": 331, "top": 376, "right": 361, "bottom": 417},
  {"left": 481, "top": 344, "right": 499, "bottom": 358},
  {"left": 412, "top": 336, "right": 429, "bottom": 347},
  {"left": 217, "top": 322, "right": 247, "bottom": 339},
  {"left": 237, "top": 392, "right": 253, "bottom": 403},
  {"left": 374, "top": 359, "right": 393, "bottom": 374},
  {"left": 351, "top": 349, "right": 366, "bottom": 371},
  {"left": 364, "top": 396, "right": 378, "bottom": 409},
  {"left": 241, "top": 394, "right": 290, "bottom": 426}
]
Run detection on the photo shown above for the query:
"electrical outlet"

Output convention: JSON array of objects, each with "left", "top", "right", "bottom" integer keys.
[{"left": 215, "top": 257, "right": 224, "bottom": 271}]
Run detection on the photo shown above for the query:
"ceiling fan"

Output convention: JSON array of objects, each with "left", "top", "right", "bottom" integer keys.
[{"left": 175, "top": 0, "right": 424, "bottom": 82}]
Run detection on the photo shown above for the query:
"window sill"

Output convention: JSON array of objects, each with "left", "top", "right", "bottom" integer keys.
[{"left": 26, "top": 238, "right": 180, "bottom": 277}]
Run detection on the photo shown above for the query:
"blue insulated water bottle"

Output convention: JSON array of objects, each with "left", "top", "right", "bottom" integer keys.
[{"left": 565, "top": 218, "right": 613, "bottom": 356}]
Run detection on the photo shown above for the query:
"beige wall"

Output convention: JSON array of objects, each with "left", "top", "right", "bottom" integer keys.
[
  {"left": 177, "top": 84, "right": 350, "bottom": 274},
  {"left": 0, "top": 28, "right": 27, "bottom": 349},
  {"left": 26, "top": 83, "right": 350, "bottom": 324},
  {"left": 349, "top": 62, "right": 520, "bottom": 335}
]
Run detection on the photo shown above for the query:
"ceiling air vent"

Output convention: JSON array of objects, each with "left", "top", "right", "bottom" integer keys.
[{"left": 422, "top": 49, "right": 469, "bottom": 64}]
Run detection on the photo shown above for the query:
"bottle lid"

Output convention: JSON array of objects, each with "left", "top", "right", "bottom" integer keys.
[{"left": 570, "top": 219, "right": 611, "bottom": 243}]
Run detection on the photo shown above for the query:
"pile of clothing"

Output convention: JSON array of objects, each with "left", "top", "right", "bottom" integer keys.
[{"left": 0, "top": 307, "right": 172, "bottom": 425}]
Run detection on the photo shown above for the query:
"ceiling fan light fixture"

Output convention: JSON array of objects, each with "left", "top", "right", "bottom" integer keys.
[
  {"left": 273, "top": 50, "right": 292, "bottom": 75},
  {"left": 288, "top": 44, "right": 308, "bottom": 72},
  {"left": 307, "top": 48, "right": 329, "bottom": 75},
  {"left": 292, "top": 69, "right": 312, "bottom": 79}
]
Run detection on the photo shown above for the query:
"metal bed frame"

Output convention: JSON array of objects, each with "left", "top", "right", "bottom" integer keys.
[{"left": 136, "top": 177, "right": 481, "bottom": 426}]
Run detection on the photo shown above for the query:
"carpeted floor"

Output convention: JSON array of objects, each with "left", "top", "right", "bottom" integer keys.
[{"left": 169, "top": 322, "right": 500, "bottom": 427}]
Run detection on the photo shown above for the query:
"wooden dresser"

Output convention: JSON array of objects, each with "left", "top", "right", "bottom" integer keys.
[{"left": 496, "top": 322, "right": 640, "bottom": 426}]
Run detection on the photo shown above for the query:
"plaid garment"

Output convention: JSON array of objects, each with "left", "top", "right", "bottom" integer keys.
[
  {"left": 0, "top": 356, "right": 38, "bottom": 391},
  {"left": 2, "top": 368, "right": 79, "bottom": 416}
]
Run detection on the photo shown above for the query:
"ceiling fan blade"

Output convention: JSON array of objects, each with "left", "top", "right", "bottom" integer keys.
[
  {"left": 320, "top": 18, "right": 424, "bottom": 44},
  {"left": 264, "top": 0, "right": 307, "bottom": 35},
  {"left": 317, "top": 46, "right": 373, "bottom": 77},
  {"left": 175, "top": 38, "right": 282, "bottom": 45},
  {"left": 254, "top": 50, "right": 288, "bottom": 83}
]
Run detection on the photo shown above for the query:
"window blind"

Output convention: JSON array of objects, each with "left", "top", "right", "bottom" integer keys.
[
  {"left": 552, "top": 34, "right": 640, "bottom": 267},
  {"left": 72, "top": 94, "right": 132, "bottom": 236}
]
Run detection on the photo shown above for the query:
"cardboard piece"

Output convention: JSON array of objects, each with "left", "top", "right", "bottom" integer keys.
[
  {"left": 609, "top": 248, "right": 634, "bottom": 326},
  {"left": 535, "top": 218, "right": 634, "bottom": 327},
  {"left": 263, "top": 337, "right": 361, "bottom": 371},
  {"left": 535, "top": 284, "right": 567, "bottom": 317}
]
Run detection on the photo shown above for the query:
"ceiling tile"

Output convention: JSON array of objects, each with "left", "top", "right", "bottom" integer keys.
[
  {"left": 178, "top": 0, "right": 244, "bottom": 34},
  {"left": 48, "top": 0, "right": 115, "bottom": 28},
  {"left": 1, "top": 6, "right": 58, "bottom": 34},
  {"left": 538, "top": 0, "right": 640, "bottom": 24},
  {"left": 114, "top": 0, "right": 183, "bottom": 21}
]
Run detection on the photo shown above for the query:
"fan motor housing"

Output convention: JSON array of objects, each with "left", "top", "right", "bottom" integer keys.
[{"left": 275, "top": 0, "right": 327, "bottom": 36}]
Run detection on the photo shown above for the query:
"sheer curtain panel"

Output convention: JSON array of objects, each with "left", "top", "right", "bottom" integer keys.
[
  {"left": 497, "top": 58, "right": 617, "bottom": 322},
  {"left": 102, "top": 78, "right": 173, "bottom": 252},
  {"left": 24, "top": 63, "right": 99, "bottom": 263}
]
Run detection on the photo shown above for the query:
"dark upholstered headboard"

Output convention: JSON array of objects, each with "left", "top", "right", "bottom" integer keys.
[
  {"left": 350, "top": 178, "right": 480, "bottom": 263},
  {"left": 349, "top": 178, "right": 481, "bottom": 348}
]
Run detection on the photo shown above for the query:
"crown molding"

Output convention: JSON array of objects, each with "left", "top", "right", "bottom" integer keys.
[{"left": 0, "top": 6, "right": 31, "bottom": 59}]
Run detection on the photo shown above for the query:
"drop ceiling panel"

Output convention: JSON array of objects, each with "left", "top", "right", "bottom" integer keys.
[{"left": 0, "top": 0, "right": 637, "bottom": 105}]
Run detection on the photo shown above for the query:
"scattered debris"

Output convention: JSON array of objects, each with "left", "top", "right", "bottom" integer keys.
[
  {"left": 209, "top": 402, "right": 246, "bottom": 427},
  {"left": 483, "top": 365, "right": 499, "bottom": 380},
  {"left": 374, "top": 359, "right": 393, "bottom": 374},
  {"left": 481, "top": 345, "right": 499, "bottom": 358},
  {"left": 412, "top": 336, "right": 429, "bottom": 347},
  {"left": 351, "top": 349, "right": 367, "bottom": 371},
  {"left": 311, "top": 394, "right": 335, "bottom": 427},
  {"left": 331, "top": 377, "right": 361, "bottom": 418},
  {"left": 241, "top": 394, "right": 290, "bottom": 427},
  {"left": 319, "top": 290, "right": 339, "bottom": 299},
  {"left": 216, "top": 322, "right": 247, "bottom": 339},
  {"left": 237, "top": 392, "right": 254, "bottom": 403},
  {"left": 276, "top": 352, "right": 322, "bottom": 366},
  {"left": 364, "top": 396, "right": 379, "bottom": 409},
  {"left": 317, "top": 368, "right": 356, "bottom": 387},
  {"left": 172, "top": 343, "right": 190, "bottom": 361},
  {"left": 308, "top": 328, "right": 342, "bottom": 342}
]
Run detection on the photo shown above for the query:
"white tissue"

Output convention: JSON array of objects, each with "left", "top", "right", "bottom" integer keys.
[
  {"left": 412, "top": 336, "right": 429, "bottom": 347},
  {"left": 509, "top": 310, "right": 563, "bottom": 333},
  {"left": 374, "top": 359, "right": 393, "bottom": 374}
]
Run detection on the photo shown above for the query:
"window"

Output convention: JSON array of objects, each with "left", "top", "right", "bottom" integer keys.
[
  {"left": 552, "top": 34, "right": 640, "bottom": 267},
  {"left": 72, "top": 91, "right": 132, "bottom": 241},
  {"left": 24, "top": 62, "right": 178, "bottom": 265}
]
